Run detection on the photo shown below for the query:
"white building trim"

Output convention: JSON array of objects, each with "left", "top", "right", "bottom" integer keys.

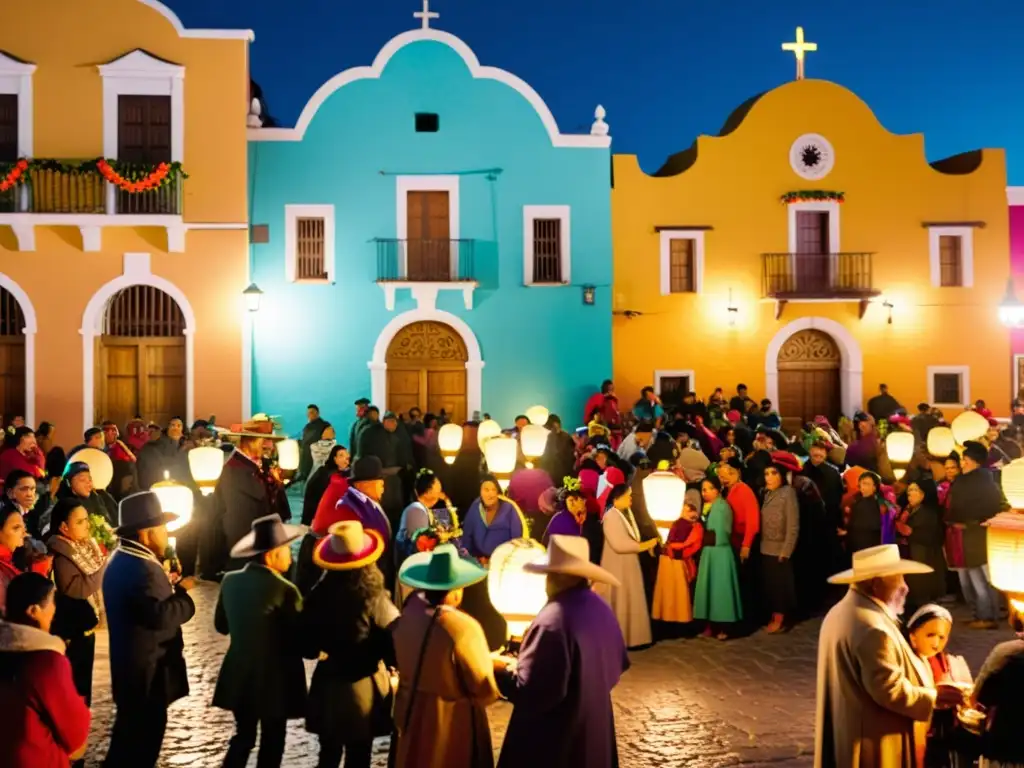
[
  {"left": 250, "top": 29, "right": 609, "bottom": 149},
  {"left": 927, "top": 225, "right": 974, "bottom": 288},
  {"left": 137, "top": 0, "right": 255, "bottom": 40},
  {"left": 658, "top": 229, "right": 705, "bottom": 295},
  {"left": 523, "top": 205, "right": 571, "bottom": 286},
  {"left": 787, "top": 200, "right": 841, "bottom": 253},
  {"left": 395, "top": 175, "right": 460, "bottom": 279},
  {"left": 1007, "top": 186, "right": 1024, "bottom": 207},
  {"left": 0, "top": 52, "right": 36, "bottom": 157},
  {"left": 0, "top": 212, "right": 185, "bottom": 253},
  {"left": 927, "top": 365, "right": 971, "bottom": 408},
  {"left": 284, "top": 203, "right": 335, "bottom": 282},
  {"left": 765, "top": 316, "right": 863, "bottom": 419},
  {"left": 0, "top": 273, "right": 37, "bottom": 427},
  {"left": 80, "top": 252, "right": 195, "bottom": 430},
  {"left": 368, "top": 308, "right": 483, "bottom": 416},
  {"left": 654, "top": 369, "right": 696, "bottom": 397}
]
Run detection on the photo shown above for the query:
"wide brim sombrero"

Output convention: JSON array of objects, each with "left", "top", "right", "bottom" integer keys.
[
  {"left": 223, "top": 414, "right": 287, "bottom": 441},
  {"left": 398, "top": 543, "right": 487, "bottom": 591},
  {"left": 313, "top": 520, "right": 385, "bottom": 571},
  {"left": 827, "top": 544, "right": 934, "bottom": 585}
]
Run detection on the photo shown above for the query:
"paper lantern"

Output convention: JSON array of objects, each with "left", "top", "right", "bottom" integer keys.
[
  {"left": 484, "top": 435, "right": 518, "bottom": 489},
  {"left": 189, "top": 445, "right": 225, "bottom": 496},
  {"left": 152, "top": 472, "right": 194, "bottom": 533},
  {"left": 277, "top": 439, "right": 300, "bottom": 471},
  {"left": 926, "top": 426, "right": 955, "bottom": 458},
  {"left": 642, "top": 470, "right": 687, "bottom": 542},
  {"left": 885, "top": 432, "right": 915, "bottom": 480},
  {"left": 487, "top": 538, "right": 547, "bottom": 640},
  {"left": 985, "top": 511, "right": 1024, "bottom": 594},
  {"left": 1002, "top": 460, "right": 1024, "bottom": 510},
  {"left": 477, "top": 419, "right": 501, "bottom": 449},
  {"left": 951, "top": 410, "right": 988, "bottom": 446},
  {"left": 68, "top": 448, "right": 113, "bottom": 491},
  {"left": 525, "top": 405, "right": 549, "bottom": 427},
  {"left": 519, "top": 424, "right": 549, "bottom": 468},
  {"left": 438, "top": 423, "right": 463, "bottom": 465}
]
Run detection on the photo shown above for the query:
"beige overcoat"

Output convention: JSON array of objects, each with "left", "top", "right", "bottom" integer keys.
[
  {"left": 595, "top": 507, "right": 652, "bottom": 647},
  {"left": 815, "top": 587, "right": 936, "bottom": 768},
  {"left": 392, "top": 592, "right": 499, "bottom": 768}
]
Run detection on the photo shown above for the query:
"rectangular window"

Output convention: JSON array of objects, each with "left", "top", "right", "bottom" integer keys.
[
  {"left": 415, "top": 113, "right": 439, "bottom": 132},
  {"left": 523, "top": 205, "right": 571, "bottom": 285},
  {"left": 117, "top": 95, "right": 171, "bottom": 164},
  {"left": 532, "top": 218, "right": 563, "bottom": 283},
  {"left": 659, "top": 376, "right": 690, "bottom": 400},
  {"left": 0, "top": 94, "right": 17, "bottom": 162},
  {"left": 933, "top": 372, "right": 962, "bottom": 405},
  {"left": 285, "top": 204, "right": 335, "bottom": 283},
  {"left": 939, "top": 235, "right": 963, "bottom": 287},
  {"left": 295, "top": 217, "right": 327, "bottom": 280},
  {"left": 669, "top": 239, "right": 695, "bottom": 293}
]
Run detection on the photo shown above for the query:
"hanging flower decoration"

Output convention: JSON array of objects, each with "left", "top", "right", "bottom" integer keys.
[
  {"left": 95, "top": 159, "right": 179, "bottom": 193},
  {"left": 0, "top": 157, "right": 187, "bottom": 195},
  {"left": 781, "top": 189, "right": 845, "bottom": 204},
  {"left": 413, "top": 527, "right": 441, "bottom": 552},
  {"left": 0, "top": 159, "right": 29, "bottom": 192}
]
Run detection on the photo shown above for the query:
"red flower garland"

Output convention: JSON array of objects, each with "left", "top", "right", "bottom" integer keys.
[
  {"left": 96, "top": 159, "right": 172, "bottom": 193},
  {"left": 0, "top": 159, "right": 29, "bottom": 192}
]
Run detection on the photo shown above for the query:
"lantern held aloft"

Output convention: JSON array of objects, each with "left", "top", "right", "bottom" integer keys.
[
  {"left": 525, "top": 405, "right": 549, "bottom": 427},
  {"left": 926, "top": 426, "right": 955, "bottom": 458},
  {"left": 152, "top": 471, "right": 194, "bottom": 533},
  {"left": 951, "top": 411, "right": 988, "bottom": 447},
  {"left": 885, "top": 432, "right": 914, "bottom": 480},
  {"left": 477, "top": 419, "right": 501, "bottom": 449},
  {"left": 438, "top": 423, "right": 463, "bottom": 465},
  {"left": 519, "top": 424, "right": 549, "bottom": 469},
  {"left": 487, "top": 538, "right": 548, "bottom": 641},
  {"left": 642, "top": 470, "right": 687, "bottom": 542},
  {"left": 189, "top": 445, "right": 225, "bottom": 496},
  {"left": 484, "top": 436, "right": 517, "bottom": 489}
]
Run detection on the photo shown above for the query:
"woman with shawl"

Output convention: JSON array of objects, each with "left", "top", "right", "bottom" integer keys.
[
  {"left": 52, "top": 461, "right": 118, "bottom": 549},
  {"left": 895, "top": 478, "right": 947, "bottom": 611},
  {"left": 844, "top": 470, "right": 897, "bottom": 555},
  {"left": 543, "top": 477, "right": 588, "bottom": 543}
]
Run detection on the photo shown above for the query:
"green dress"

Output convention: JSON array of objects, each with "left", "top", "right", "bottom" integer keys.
[{"left": 692, "top": 497, "right": 743, "bottom": 623}]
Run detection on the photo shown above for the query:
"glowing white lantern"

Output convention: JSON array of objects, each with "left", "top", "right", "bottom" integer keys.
[
  {"left": 926, "top": 426, "right": 956, "bottom": 458},
  {"left": 477, "top": 419, "right": 501, "bottom": 449},
  {"left": 643, "top": 470, "right": 687, "bottom": 542},
  {"left": 885, "top": 432, "right": 915, "bottom": 480},
  {"left": 152, "top": 471, "right": 194, "bottom": 532},
  {"left": 68, "top": 448, "right": 114, "bottom": 491},
  {"left": 985, "top": 510, "right": 1024, "bottom": 594},
  {"left": 484, "top": 435, "right": 518, "bottom": 489},
  {"left": 519, "top": 424, "right": 549, "bottom": 469},
  {"left": 438, "top": 423, "right": 463, "bottom": 465},
  {"left": 525, "top": 405, "right": 549, "bottom": 427},
  {"left": 951, "top": 410, "right": 988, "bottom": 446},
  {"left": 277, "top": 439, "right": 300, "bottom": 471},
  {"left": 1004, "top": 460, "right": 1024, "bottom": 510},
  {"left": 189, "top": 445, "right": 225, "bottom": 496},
  {"left": 487, "top": 538, "right": 547, "bottom": 640}
]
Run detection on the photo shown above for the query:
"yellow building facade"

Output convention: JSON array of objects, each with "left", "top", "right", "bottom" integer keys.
[
  {"left": 0, "top": 0, "right": 251, "bottom": 437},
  {"left": 612, "top": 78, "right": 1011, "bottom": 431}
]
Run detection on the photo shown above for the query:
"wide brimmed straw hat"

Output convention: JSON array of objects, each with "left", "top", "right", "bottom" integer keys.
[
  {"left": 828, "top": 544, "right": 933, "bottom": 585},
  {"left": 523, "top": 534, "right": 621, "bottom": 587},
  {"left": 223, "top": 413, "right": 287, "bottom": 441},
  {"left": 313, "top": 520, "right": 385, "bottom": 571},
  {"left": 398, "top": 543, "right": 487, "bottom": 591},
  {"left": 230, "top": 514, "right": 305, "bottom": 559}
]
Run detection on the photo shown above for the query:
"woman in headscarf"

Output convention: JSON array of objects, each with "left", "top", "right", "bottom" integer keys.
[
  {"left": 844, "top": 470, "right": 897, "bottom": 555},
  {"left": 759, "top": 459, "right": 800, "bottom": 633},
  {"left": 543, "top": 477, "right": 588, "bottom": 543},
  {"left": 391, "top": 543, "right": 499, "bottom": 768},
  {"left": 692, "top": 475, "right": 743, "bottom": 640},
  {"left": 54, "top": 461, "right": 118, "bottom": 533},
  {"left": 895, "top": 478, "right": 947, "bottom": 612},
  {"left": 302, "top": 443, "right": 349, "bottom": 527}
]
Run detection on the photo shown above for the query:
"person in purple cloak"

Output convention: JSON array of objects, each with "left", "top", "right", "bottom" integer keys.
[
  {"left": 542, "top": 477, "right": 588, "bottom": 544},
  {"left": 494, "top": 534, "right": 628, "bottom": 768}
]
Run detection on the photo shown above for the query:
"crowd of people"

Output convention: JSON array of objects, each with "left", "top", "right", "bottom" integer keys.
[{"left": 0, "top": 378, "right": 1021, "bottom": 768}]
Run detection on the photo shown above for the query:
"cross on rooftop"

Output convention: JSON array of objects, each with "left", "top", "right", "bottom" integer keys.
[
  {"left": 414, "top": 0, "right": 439, "bottom": 29},
  {"left": 782, "top": 26, "right": 817, "bottom": 80}
]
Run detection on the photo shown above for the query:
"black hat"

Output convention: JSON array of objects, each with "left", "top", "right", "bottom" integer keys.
[
  {"left": 962, "top": 440, "right": 988, "bottom": 466},
  {"left": 116, "top": 491, "right": 177, "bottom": 533},
  {"left": 354, "top": 398, "right": 371, "bottom": 407},
  {"left": 230, "top": 514, "right": 304, "bottom": 559},
  {"left": 351, "top": 455, "right": 384, "bottom": 483}
]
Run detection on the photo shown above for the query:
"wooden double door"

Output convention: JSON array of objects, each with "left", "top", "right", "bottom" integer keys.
[
  {"left": 386, "top": 321, "right": 467, "bottom": 423},
  {"left": 97, "top": 337, "right": 186, "bottom": 428},
  {"left": 777, "top": 329, "right": 841, "bottom": 435}
]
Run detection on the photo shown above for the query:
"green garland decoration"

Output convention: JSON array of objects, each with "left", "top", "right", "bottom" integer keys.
[
  {"left": 0, "top": 157, "right": 188, "bottom": 194},
  {"left": 780, "top": 190, "right": 845, "bottom": 204}
]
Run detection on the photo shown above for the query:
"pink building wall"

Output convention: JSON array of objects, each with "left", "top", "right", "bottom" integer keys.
[{"left": 1010, "top": 195, "right": 1024, "bottom": 393}]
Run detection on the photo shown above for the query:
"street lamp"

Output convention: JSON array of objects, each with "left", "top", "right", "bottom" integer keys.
[
  {"left": 243, "top": 283, "right": 263, "bottom": 313},
  {"left": 999, "top": 278, "right": 1024, "bottom": 328}
]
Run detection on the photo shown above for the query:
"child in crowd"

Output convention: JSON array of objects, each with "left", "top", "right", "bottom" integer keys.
[{"left": 652, "top": 501, "right": 703, "bottom": 623}]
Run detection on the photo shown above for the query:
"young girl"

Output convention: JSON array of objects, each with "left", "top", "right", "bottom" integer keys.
[
  {"left": 652, "top": 501, "right": 704, "bottom": 623},
  {"left": 906, "top": 604, "right": 975, "bottom": 768}
]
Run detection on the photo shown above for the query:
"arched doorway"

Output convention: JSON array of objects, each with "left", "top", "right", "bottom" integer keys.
[
  {"left": 777, "top": 328, "right": 841, "bottom": 434},
  {"left": 386, "top": 321, "right": 468, "bottom": 423},
  {"left": 96, "top": 285, "right": 186, "bottom": 427},
  {"left": 0, "top": 287, "right": 26, "bottom": 425}
]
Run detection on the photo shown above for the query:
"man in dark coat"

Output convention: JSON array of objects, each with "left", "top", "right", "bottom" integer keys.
[
  {"left": 102, "top": 491, "right": 196, "bottom": 768},
  {"left": 357, "top": 411, "right": 408, "bottom": 528},
  {"left": 214, "top": 515, "right": 306, "bottom": 768},
  {"left": 297, "top": 404, "right": 329, "bottom": 483},
  {"left": 136, "top": 418, "right": 188, "bottom": 490},
  {"left": 349, "top": 398, "right": 371, "bottom": 459},
  {"left": 867, "top": 383, "right": 903, "bottom": 423},
  {"left": 946, "top": 440, "right": 1007, "bottom": 629},
  {"left": 335, "top": 456, "right": 395, "bottom": 590},
  {"left": 800, "top": 441, "right": 846, "bottom": 572}
]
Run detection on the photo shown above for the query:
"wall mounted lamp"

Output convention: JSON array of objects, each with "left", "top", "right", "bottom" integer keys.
[
  {"left": 243, "top": 283, "right": 264, "bottom": 313},
  {"left": 582, "top": 284, "right": 596, "bottom": 305},
  {"left": 727, "top": 288, "right": 738, "bottom": 327},
  {"left": 882, "top": 299, "right": 894, "bottom": 325}
]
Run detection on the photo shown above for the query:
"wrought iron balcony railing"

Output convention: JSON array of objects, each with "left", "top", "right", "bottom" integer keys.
[
  {"left": 375, "top": 238, "right": 476, "bottom": 282},
  {"left": 762, "top": 252, "right": 879, "bottom": 298}
]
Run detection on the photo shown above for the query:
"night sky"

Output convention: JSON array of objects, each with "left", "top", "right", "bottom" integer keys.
[{"left": 163, "top": 0, "right": 1024, "bottom": 180}]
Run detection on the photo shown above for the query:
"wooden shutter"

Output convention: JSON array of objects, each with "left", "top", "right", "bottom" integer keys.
[
  {"left": 796, "top": 211, "right": 829, "bottom": 254},
  {"left": 933, "top": 373, "right": 962, "bottom": 404},
  {"left": 532, "top": 218, "right": 562, "bottom": 283},
  {"left": 939, "top": 236, "right": 963, "bottom": 287},
  {"left": 117, "top": 95, "right": 172, "bottom": 164},
  {"left": 295, "top": 217, "right": 327, "bottom": 280},
  {"left": 0, "top": 95, "right": 17, "bottom": 162},
  {"left": 669, "top": 239, "right": 695, "bottom": 292}
]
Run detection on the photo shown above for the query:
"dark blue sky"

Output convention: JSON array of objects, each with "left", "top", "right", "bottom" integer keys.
[{"left": 165, "top": 0, "right": 1024, "bottom": 180}]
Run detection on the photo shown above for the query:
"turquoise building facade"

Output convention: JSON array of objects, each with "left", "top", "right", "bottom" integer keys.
[{"left": 247, "top": 21, "right": 612, "bottom": 437}]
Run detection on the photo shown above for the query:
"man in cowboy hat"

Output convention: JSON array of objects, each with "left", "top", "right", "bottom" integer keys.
[
  {"left": 815, "top": 544, "right": 968, "bottom": 768},
  {"left": 495, "top": 535, "right": 628, "bottom": 768},
  {"left": 213, "top": 515, "right": 306, "bottom": 768},
  {"left": 335, "top": 455, "right": 395, "bottom": 590},
  {"left": 102, "top": 492, "right": 196, "bottom": 768}
]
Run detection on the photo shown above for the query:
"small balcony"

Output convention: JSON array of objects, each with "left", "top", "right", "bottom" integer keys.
[
  {"left": 374, "top": 238, "right": 478, "bottom": 312},
  {"left": 762, "top": 252, "right": 879, "bottom": 299}
]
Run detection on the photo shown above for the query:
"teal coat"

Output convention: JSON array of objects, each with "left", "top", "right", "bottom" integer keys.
[
  {"left": 212, "top": 563, "right": 307, "bottom": 719},
  {"left": 693, "top": 497, "right": 744, "bottom": 623}
]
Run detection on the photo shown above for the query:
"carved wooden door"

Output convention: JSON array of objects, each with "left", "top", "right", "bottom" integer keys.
[
  {"left": 777, "top": 329, "right": 841, "bottom": 434},
  {"left": 386, "top": 321, "right": 468, "bottom": 423}
]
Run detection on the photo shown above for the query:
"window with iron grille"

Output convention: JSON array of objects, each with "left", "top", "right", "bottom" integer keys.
[
  {"left": 285, "top": 204, "right": 335, "bottom": 283},
  {"left": 932, "top": 372, "right": 962, "bottom": 405},
  {"left": 939, "top": 235, "right": 963, "bottom": 287},
  {"left": 669, "top": 239, "right": 695, "bottom": 293},
  {"left": 658, "top": 375, "right": 690, "bottom": 404},
  {"left": 103, "top": 285, "right": 186, "bottom": 337},
  {"left": 295, "top": 217, "right": 327, "bottom": 280},
  {"left": 532, "top": 218, "right": 563, "bottom": 283}
]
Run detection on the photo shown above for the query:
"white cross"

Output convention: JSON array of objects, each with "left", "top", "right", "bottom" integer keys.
[
  {"left": 782, "top": 26, "right": 817, "bottom": 80},
  {"left": 414, "top": 0, "right": 439, "bottom": 29}
]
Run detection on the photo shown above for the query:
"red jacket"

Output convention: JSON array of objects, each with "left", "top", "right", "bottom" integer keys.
[
  {"left": 310, "top": 473, "right": 350, "bottom": 535},
  {"left": 0, "top": 446, "right": 45, "bottom": 484},
  {"left": 726, "top": 481, "right": 760, "bottom": 550},
  {"left": 0, "top": 622, "right": 90, "bottom": 767}
]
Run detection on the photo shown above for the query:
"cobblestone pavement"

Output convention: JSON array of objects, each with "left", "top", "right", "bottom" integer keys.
[{"left": 83, "top": 581, "right": 1012, "bottom": 768}]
